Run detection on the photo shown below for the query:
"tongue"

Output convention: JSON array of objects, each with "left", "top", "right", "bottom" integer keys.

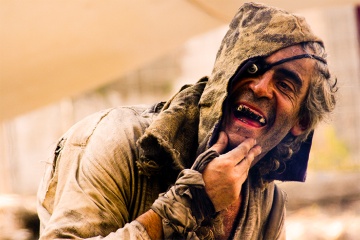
[{"left": 239, "top": 116, "right": 263, "bottom": 128}]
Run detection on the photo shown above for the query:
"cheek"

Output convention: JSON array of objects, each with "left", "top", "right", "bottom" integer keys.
[
  {"left": 257, "top": 110, "right": 299, "bottom": 152},
  {"left": 274, "top": 93, "right": 301, "bottom": 124}
]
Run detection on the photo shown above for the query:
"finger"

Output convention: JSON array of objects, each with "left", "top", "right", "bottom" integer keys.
[
  {"left": 224, "top": 138, "right": 257, "bottom": 162},
  {"left": 247, "top": 145, "right": 262, "bottom": 160},
  {"left": 209, "top": 131, "right": 228, "bottom": 154},
  {"left": 235, "top": 145, "right": 262, "bottom": 166}
]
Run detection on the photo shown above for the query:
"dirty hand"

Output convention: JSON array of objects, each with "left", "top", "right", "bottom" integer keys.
[{"left": 202, "top": 131, "right": 262, "bottom": 212}]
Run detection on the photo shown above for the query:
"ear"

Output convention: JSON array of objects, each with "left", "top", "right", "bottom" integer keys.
[{"left": 290, "top": 121, "right": 307, "bottom": 136}]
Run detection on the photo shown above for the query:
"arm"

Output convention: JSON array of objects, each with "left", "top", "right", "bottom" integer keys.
[
  {"left": 137, "top": 132, "right": 261, "bottom": 239},
  {"left": 136, "top": 210, "right": 163, "bottom": 240},
  {"left": 147, "top": 131, "right": 261, "bottom": 239},
  {"left": 37, "top": 108, "right": 158, "bottom": 239},
  {"left": 203, "top": 131, "right": 262, "bottom": 212}
]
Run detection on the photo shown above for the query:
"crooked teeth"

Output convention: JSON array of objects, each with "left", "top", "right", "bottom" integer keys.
[{"left": 235, "top": 104, "right": 266, "bottom": 125}]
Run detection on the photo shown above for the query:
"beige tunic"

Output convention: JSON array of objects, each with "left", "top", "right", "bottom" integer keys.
[{"left": 37, "top": 105, "right": 286, "bottom": 239}]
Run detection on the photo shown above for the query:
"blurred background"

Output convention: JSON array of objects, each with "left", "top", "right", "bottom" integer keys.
[{"left": 1, "top": 1, "right": 360, "bottom": 239}]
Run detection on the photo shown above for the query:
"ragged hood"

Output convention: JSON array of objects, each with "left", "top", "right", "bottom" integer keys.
[
  {"left": 198, "top": 2, "right": 323, "bottom": 150},
  {"left": 137, "top": 2, "right": 324, "bottom": 183}
]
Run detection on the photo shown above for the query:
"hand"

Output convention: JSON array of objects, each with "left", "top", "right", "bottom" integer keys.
[{"left": 202, "top": 131, "right": 262, "bottom": 212}]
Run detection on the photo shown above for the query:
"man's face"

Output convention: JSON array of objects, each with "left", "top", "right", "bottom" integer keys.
[{"left": 222, "top": 45, "right": 315, "bottom": 165}]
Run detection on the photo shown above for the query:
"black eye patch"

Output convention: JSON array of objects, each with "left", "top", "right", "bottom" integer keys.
[
  {"left": 236, "top": 58, "right": 267, "bottom": 78},
  {"left": 228, "top": 54, "right": 327, "bottom": 91}
]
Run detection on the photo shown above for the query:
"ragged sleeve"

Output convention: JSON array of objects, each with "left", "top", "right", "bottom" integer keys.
[{"left": 37, "top": 106, "right": 159, "bottom": 239}]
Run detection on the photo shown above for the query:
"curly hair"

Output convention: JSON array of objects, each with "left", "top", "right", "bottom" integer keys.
[{"left": 254, "top": 41, "right": 338, "bottom": 184}]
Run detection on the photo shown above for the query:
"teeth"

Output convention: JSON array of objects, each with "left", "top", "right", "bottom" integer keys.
[
  {"left": 235, "top": 104, "right": 266, "bottom": 126},
  {"left": 236, "top": 105, "right": 244, "bottom": 111}
]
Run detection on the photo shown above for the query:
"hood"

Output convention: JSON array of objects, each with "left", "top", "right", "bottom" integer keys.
[
  {"left": 197, "top": 2, "right": 324, "bottom": 182},
  {"left": 198, "top": 2, "right": 323, "bottom": 150},
  {"left": 138, "top": 2, "right": 324, "bottom": 183}
]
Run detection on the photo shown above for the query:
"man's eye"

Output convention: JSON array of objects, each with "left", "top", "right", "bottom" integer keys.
[{"left": 278, "top": 81, "right": 294, "bottom": 92}]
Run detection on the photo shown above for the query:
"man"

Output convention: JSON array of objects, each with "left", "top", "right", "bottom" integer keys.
[{"left": 37, "top": 2, "right": 337, "bottom": 239}]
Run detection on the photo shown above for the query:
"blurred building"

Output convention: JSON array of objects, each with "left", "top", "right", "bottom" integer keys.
[{"left": 323, "top": 5, "right": 360, "bottom": 165}]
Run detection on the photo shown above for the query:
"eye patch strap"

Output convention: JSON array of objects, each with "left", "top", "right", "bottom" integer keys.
[{"left": 263, "top": 54, "right": 327, "bottom": 72}]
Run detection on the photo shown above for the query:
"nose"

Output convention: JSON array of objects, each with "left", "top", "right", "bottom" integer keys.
[{"left": 249, "top": 73, "right": 274, "bottom": 98}]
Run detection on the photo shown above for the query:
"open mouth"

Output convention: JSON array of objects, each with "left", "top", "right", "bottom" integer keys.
[{"left": 233, "top": 104, "right": 267, "bottom": 127}]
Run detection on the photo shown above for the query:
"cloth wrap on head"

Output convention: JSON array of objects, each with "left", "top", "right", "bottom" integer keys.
[{"left": 136, "top": 2, "right": 327, "bottom": 238}]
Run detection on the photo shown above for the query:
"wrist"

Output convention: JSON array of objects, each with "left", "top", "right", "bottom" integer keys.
[{"left": 136, "top": 209, "right": 163, "bottom": 240}]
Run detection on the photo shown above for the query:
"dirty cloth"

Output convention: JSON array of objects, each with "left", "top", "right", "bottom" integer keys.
[
  {"left": 37, "top": 104, "right": 285, "bottom": 239},
  {"left": 38, "top": 2, "right": 323, "bottom": 239},
  {"left": 150, "top": 150, "right": 218, "bottom": 239}
]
